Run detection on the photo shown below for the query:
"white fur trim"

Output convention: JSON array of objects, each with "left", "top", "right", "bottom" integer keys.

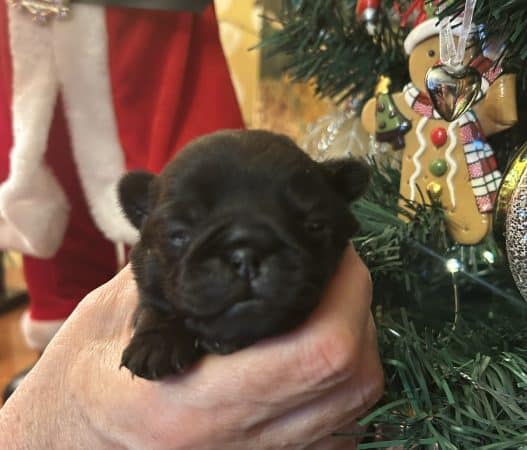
[
  {"left": 0, "top": 7, "right": 70, "bottom": 258},
  {"left": 54, "top": 5, "right": 139, "bottom": 246},
  {"left": 404, "top": 19, "right": 441, "bottom": 55},
  {"left": 404, "top": 17, "right": 473, "bottom": 55},
  {"left": 0, "top": 167, "right": 70, "bottom": 257},
  {"left": 21, "top": 310, "right": 64, "bottom": 351}
]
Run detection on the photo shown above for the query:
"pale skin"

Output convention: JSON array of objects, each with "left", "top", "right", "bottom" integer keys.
[{"left": 0, "top": 246, "right": 383, "bottom": 450}]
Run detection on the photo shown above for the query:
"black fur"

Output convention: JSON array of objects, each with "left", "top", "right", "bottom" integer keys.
[{"left": 119, "top": 130, "right": 369, "bottom": 380}]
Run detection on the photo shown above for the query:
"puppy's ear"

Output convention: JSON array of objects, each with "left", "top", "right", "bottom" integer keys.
[
  {"left": 322, "top": 159, "right": 370, "bottom": 202},
  {"left": 118, "top": 171, "right": 156, "bottom": 229}
]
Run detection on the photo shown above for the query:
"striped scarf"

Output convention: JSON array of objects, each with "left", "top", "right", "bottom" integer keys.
[{"left": 403, "top": 59, "right": 502, "bottom": 213}]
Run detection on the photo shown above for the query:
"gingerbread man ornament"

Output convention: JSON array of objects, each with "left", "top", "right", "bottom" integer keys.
[{"left": 361, "top": 18, "right": 518, "bottom": 244}]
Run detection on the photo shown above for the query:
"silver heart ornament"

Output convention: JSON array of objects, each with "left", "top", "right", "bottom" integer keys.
[{"left": 425, "top": 64, "right": 482, "bottom": 122}]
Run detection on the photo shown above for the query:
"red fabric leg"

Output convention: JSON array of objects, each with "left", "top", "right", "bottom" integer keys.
[{"left": 106, "top": 4, "right": 244, "bottom": 173}]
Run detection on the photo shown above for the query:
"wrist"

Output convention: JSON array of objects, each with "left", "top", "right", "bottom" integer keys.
[
  {"left": 0, "top": 358, "right": 110, "bottom": 448},
  {"left": 0, "top": 374, "right": 60, "bottom": 447}
]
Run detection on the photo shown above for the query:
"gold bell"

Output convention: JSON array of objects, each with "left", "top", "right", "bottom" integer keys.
[{"left": 426, "top": 181, "right": 442, "bottom": 202}]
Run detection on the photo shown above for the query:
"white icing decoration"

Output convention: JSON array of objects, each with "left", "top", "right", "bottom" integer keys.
[
  {"left": 445, "top": 120, "right": 459, "bottom": 208},
  {"left": 409, "top": 116, "right": 429, "bottom": 201}
]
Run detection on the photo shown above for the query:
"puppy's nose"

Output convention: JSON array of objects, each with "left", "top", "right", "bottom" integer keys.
[{"left": 228, "top": 247, "right": 259, "bottom": 280}]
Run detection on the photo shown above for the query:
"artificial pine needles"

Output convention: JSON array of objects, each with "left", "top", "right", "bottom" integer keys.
[
  {"left": 355, "top": 312, "right": 527, "bottom": 449},
  {"left": 261, "top": 0, "right": 409, "bottom": 108},
  {"left": 349, "top": 158, "right": 527, "bottom": 448},
  {"left": 263, "top": 0, "right": 527, "bottom": 106}
]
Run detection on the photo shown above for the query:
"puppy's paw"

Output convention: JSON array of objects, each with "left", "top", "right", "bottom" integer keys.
[{"left": 121, "top": 331, "right": 199, "bottom": 380}]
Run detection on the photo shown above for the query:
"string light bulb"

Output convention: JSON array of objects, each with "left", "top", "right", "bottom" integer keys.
[
  {"left": 446, "top": 258, "right": 462, "bottom": 273},
  {"left": 482, "top": 250, "right": 495, "bottom": 264}
]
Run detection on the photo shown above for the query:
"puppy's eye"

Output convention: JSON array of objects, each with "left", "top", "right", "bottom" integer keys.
[
  {"left": 168, "top": 229, "right": 190, "bottom": 248},
  {"left": 305, "top": 221, "right": 326, "bottom": 234}
]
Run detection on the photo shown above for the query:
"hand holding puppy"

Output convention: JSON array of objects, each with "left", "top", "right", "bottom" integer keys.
[{"left": 0, "top": 246, "right": 383, "bottom": 449}]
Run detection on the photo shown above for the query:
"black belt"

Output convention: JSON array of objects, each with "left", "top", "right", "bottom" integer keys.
[
  {"left": 74, "top": 0, "right": 211, "bottom": 12},
  {"left": 10, "top": 0, "right": 211, "bottom": 23}
]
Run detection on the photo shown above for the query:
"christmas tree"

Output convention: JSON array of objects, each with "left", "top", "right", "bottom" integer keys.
[
  {"left": 264, "top": 0, "right": 527, "bottom": 448},
  {"left": 374, "top": 76, "right": 411, "bottom": 149}
]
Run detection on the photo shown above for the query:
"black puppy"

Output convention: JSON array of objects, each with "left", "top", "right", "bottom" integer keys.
[{"left": 119, "top": 130, "right": 369, "bottom": 380}]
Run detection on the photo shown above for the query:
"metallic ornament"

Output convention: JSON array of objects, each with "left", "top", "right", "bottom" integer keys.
[
  {"left": 494, "top": 142, "right": 527, "bottom": 301},
  {"left": 356, "top": 0, "right": 380, "bottom": 35},
  {"left": 429, "top": 159, "right": 448, "bottom": 177},
  {"left": 10, "top": 0, "right": 70, "bottom": 23},
  {"left": 494, "top": 143, "right": 527, "bottom": 246},
  {"left": 430, "top": 127, "right": 447, "bottom": 148},
  {"left": 425, "top": 64, "right": 482, "bottom": 122},
  {"left": 426, "top": 181, "right": 443, "bottom": 201}
]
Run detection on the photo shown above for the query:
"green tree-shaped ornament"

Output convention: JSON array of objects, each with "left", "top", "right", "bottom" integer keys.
[{"left": 375, "top": 76, "right": 411, "bottom": 149}]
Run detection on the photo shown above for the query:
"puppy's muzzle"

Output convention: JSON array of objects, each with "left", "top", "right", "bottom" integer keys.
[
  {"left": 228, "top": 246, "right": 259, "bottom": 280},
  {"left": 177, "top": 217, "right": 320, "bottom": 350},
  {"left": 178, "top": 219, "right": 288, "bottom": 316},
  {"left": 222, "top": 221, "right": 276, "bottom": 282}
]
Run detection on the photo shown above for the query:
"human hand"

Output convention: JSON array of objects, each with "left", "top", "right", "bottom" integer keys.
[{"left": 0, "top": 245, "right": 383, "bottom": 450}]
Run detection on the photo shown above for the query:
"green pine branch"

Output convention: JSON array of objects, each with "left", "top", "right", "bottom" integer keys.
[
  {"left": 347, "top": 157, "right": 527, "bottom": 448},
  {"left": 261, "top": 0, "right": 410, "bottom": 108},
  {"left": 356, "top": 311, "right": 527, "bottom": 449},
  {"left": 262, "top": 0, "right": 527, "bottom": 109}
]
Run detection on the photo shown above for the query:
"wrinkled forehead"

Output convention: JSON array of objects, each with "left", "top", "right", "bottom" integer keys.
[{"left": 156, "top": 142, "right": 330, "bottom": 215}]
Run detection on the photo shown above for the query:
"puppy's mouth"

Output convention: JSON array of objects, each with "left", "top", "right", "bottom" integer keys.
[
  {"left": 183, "top": 297, "right": 275, "bottom": 348},
  {"left": 185, "top": 297, "right": 265, "bottom": 329}
]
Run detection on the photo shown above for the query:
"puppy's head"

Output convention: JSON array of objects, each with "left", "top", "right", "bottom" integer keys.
[{"left": 119, "top": 130, "right": 369, "bottom": 352}]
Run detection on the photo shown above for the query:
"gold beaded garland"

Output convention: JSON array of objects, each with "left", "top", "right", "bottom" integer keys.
[{"left": 494, "top": 142, "right": 527, "bottom": 301}]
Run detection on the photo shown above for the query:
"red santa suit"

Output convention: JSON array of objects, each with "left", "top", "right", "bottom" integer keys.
[{"left": 0, "top": 1, "right": 244, "bottom": 349}]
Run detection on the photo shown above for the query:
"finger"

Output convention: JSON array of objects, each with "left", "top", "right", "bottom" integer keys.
[
  {"left": 246, "top": 317, "right": 383, "bottom": 448},
  {"left": 307, "top": 244, "right": 372, "bottom": 327},
  {"left": 153, "top": 314, "right": 381, "bottom": 448}
]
